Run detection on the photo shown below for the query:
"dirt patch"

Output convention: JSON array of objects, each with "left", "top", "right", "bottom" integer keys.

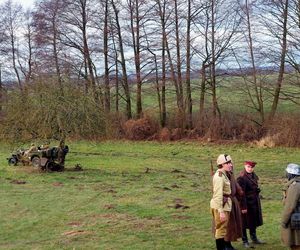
[
  {"left": 171, "top": 169, "right": 183, "bottom": 173},
  {"left": 173, "top": 198, "right": 183, "bottom": 203},
  {"left": 172, "top": 215, "right": 191, "bottom": 220},
  {"left": 106, "top": 189, "right": 117, "bottom": 193},
  {"left": 104, "top": 204, "right": 116, "bottom": 210},
  {"left": 144, "top": 167, "right": 151, "bottom": 173},
  {"left": 67, "top": 176, "right": 77, "bottom": 179},
  {"left": 52, "top": 182, "right": 64, "bottom": 187},
  {"left": 168, "top": 198, "right": 190, "bottom": 209},
  {"left": 67, "top": 221, "right": 82, "bottom": 227},
  {"left": 10, "top": 180, "right": 26, "bottom": 184},
  {"left": 62, "top": 230, "right": 90, "bottom": 236}
]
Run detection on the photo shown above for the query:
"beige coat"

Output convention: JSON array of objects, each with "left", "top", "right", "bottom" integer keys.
[
  {"left": 210, "top": 169, "right": 232, "bottom": 212},
  {"left": 281, "top": 177, "right": 300, "bottom": 247}
]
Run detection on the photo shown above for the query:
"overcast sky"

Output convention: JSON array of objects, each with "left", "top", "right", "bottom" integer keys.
[{"left": 0, "top": 0, "right": 35, "bottom": 9}]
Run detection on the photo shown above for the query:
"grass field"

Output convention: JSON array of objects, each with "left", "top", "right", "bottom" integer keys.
[
  {"left": 136, "top": 74, "right": 300, "bottom": 116},
  {"left": 1, "top": 140, "right": 299, "bottom": 250}
]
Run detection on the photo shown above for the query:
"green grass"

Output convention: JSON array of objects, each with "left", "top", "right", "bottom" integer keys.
[{"left": 1, "top": 140, "right": 299, "bottom": 249}]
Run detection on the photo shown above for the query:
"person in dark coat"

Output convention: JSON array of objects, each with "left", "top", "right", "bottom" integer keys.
[
  {"left": 281, "top": 163, "right": 300, "bottom": 250},
  {"left": 237, "top": 161, "right": 265, "bottom": 248},
  {"left": 225, "top": 160, "right": 243, "bottom": 250}
]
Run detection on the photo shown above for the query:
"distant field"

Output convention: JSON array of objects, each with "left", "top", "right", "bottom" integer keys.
[
  {"left": 0, "top": 140, "right": 299, "bottom": 249},
  {"left": 124, "top": 74, "right": 300, "bottom": 115}
]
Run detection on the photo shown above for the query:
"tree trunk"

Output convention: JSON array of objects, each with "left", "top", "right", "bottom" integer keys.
[
  {"left": 186, "top": 0, "right": 192, "bottom": 129},
  {"left": 104, "top": 0, "right": 110, "bottom": 112},
  {"left": 268, "top": 0, "right": 289, "bottom": 121},
  {"left": 129, "top": 0, "right": 142, "bottom": 118},
  {"left": 245, "top": 0, "right": 264, "bottom": 124},
  {"left": 112, "top": 0, "right": 132, "bottom": 119},
  {"left": 174, "top": 0, "right": 184, "bottom": 128},
  {"left": 156, "top": 0, "right": 167, "bottom": 127},
  {"left": 81, "top": 0, "right": 97, "bottom": 101},
  {"left": 210, "top": 0, "right": 220, "bottom": 120}
]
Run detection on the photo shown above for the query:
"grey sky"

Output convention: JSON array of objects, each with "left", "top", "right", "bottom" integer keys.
[{"left": 0, "top": 0, "right": 34, "bottom": 8}]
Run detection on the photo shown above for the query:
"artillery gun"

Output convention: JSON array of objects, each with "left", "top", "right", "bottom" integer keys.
[{"left": 7, "top": 144, "right": 69, "bottom": 171}]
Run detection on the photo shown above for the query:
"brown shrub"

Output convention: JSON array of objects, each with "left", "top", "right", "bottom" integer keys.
[
  {"left": 254, "top": 135, "right": 277, "bottom": 148},
  {"left": 123, "top": 117, "right": 158, "bottom": 140},
  {"left": 240, "top": 121, "right": 265, "bottom": 141},
  {"left": 171, "top": 128, "right": 183, "bottom": 140},
  {"left": 186, "top": 129, "right": 200, "bottom": 139},
  {"left": 265, "top": 115, "right": 300, "bottom": 147},
  {"left": 200, "top": 113, "right": 244, "bottom": 141},
  {"left": 159, "top": 127, "right": 171, "bottom": 141}
]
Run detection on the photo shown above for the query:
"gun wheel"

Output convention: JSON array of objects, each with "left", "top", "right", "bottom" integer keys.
[{"left": 31, "top": 156, "right": 41, "bottom": 168}]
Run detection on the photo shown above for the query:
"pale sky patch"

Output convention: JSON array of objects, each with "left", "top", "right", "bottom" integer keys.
[{"left": 0, "top": 0, "right": 35, "bottom": 9}]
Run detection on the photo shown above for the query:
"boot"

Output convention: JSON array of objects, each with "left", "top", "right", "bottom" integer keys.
[
  {"left": 242, "top": 229, "right": 255, "bottom": 248},
  {"left": 243, "top": 242, "right": 255, "bottom": 248},
  {"left": 224, "top": 241, "right": 236, "bottom": 250},
  {"left": 250, "top": 229, "right": 265, "bottom": 244},
  {"left": 216, "top": 238, "right": 225, "bottom": 250}
]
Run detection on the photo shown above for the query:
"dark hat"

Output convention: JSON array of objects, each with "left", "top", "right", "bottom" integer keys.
[{"left": 244, "top": 161, "right": 257, "bottom": 167}]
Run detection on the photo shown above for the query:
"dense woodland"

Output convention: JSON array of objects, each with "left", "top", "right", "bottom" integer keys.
[{"left": 0, "top": 0, "right": 300, "bottom": 145}]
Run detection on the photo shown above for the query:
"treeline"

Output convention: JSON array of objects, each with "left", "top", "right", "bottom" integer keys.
[{"left": 0, "top": 0, "right": 300, "bottom": 145}]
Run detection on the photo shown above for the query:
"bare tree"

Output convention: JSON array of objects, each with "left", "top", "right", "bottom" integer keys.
[
  {"left": 60, "top": 0, "right": 98, "bottom": 100},
  {"left": 33, "top": 0, "right": 66, "bottom": 94},
  {"left": 127, "top": 0, "right": 143, "bottom": 118},
  {"left": 111, "top": 0, "right": 132, "bottom": 119},
  {"left": 185, "top": 0, "right": 192, "bottom": 129},
  {"left": 194, "top": 0, "right": 241, "bottom": 120},
  {"left": 155, "top": 0, "right": 168, "bottom": 127},
  {"left": 258, "top": 0, "right": 289, "bottom": 121},
  {"left": 103, "top": 0, "right": 111, "bottom": 112},
  {"left": 174, "top": 0, "right": 184, "bottom": 127},
  {"left": 0, "top": 0, "right": 24, "bottom": 90},
  {"left": 269, "top": 0, "right": 289, "bottom": 121}
]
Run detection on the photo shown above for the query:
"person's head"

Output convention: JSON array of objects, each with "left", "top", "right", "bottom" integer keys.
[
  {"left": 285, "top": 163, "right": 300, "bottom": 180},
  {"left": 244, "top": 160, "right": 257, "bottom": 173},
  {"left": 217, "top": 154, "right": 233, "bottom": 172}
]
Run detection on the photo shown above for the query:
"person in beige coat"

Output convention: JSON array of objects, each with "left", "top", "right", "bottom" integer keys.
[
  {"left": 210, "top": 154, "right": 233, "bottom": 250},
  {"left": 281, "top": 163, "right": 300, "bottom": 250}
]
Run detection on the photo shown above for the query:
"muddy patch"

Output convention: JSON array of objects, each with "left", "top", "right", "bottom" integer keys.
[
  {"left": 52, "top": 182, "right": 64, "bottom": 187},
  {"left": 10, "top": 180, "right": 26, "bottom": 184},
  {"left": 62, "top": 230, "right": 90, "bottom": 236}
]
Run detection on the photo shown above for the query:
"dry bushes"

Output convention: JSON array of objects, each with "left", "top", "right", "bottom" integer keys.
[
  {"left": 259, "top": 116, "right": 300, "bottom": 147},
  {"left": 198, "top": 112, "right": 245, "bottom": 141},
  {"left": 159, "top": 127, "right": 171, "bottom": 141},
  {"left": 123, "top": 117, "right": 159, "bottom": 140}
]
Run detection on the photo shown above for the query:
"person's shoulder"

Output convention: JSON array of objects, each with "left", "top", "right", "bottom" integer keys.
[
  {"left": 288, "top": 180, "right": 300, "bottom": 192},
  {"left": 214, "top": 169, "right": 225, "bottom": 178},
  {"left": 291, "top": 180, "right": 300, "bottom": 186}
]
